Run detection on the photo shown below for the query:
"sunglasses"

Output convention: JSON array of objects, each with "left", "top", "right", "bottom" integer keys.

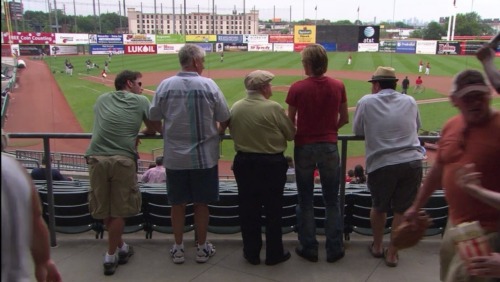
[{"left": 129, "top": 80, "right": 142, "bottom": 87}]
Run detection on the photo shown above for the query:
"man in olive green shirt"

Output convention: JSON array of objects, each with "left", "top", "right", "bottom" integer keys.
[
  {"left": 227, "top": 70, "right": 295, "bottom": 266},
  {"left": 85, "top": 70, "right": 157, "bottom": 275}
]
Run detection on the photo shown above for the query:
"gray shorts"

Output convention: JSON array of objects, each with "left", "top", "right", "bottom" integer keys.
[
  {"left": 166, "top": 165, "right": 219, "bottom": 205},
  {"left": 367, "top": 160, "right": 422, "bottom": 213}
]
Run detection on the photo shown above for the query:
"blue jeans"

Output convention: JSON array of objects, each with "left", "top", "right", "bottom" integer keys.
[{"left": 295, "top": 143, "right": 343, "bottom": 257}]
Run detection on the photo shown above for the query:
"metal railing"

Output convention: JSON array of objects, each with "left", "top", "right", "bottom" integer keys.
[
  {"left": 6, "top": 132, "right": 440, "bottom": 247},
  {"left": 14, "top": 149, "right": 155, "bottom": 173}
]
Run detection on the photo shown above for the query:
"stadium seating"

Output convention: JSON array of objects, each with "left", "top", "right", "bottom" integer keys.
[
  {"left": 35, "top": 180, "right": 449, "bottom": 241},
  {"left": 38, "top": 189, "right": 101, "bottom": 236}
]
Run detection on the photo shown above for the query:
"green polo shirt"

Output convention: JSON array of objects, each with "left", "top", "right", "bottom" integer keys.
[
  {"left": 229, "top": 92, "right": 295, "bottom": 154},
  {"left": 86, "top": 90, "right": 151, "bottom": 159}
]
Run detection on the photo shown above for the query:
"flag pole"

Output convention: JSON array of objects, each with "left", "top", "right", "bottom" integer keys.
[{"left": 315, "top": 6, "right": 317, "bottom": 25}]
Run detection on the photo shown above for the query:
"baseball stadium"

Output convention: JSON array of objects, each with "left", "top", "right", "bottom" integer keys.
[{"left": 1, "top": 0, "right": 500, "bottom": 281}]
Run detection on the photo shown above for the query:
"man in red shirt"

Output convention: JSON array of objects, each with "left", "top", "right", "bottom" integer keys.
[
  {"left": 405, "top": 70, "right": 500, "bottom": 281},
  {"left": 286, "top": 44, "right": 349, "bottom": 263},
  {"left": 414, "top": 76, "right": 423, "bottom": 94}
]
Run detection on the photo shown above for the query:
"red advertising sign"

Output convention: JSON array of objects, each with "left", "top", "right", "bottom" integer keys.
[
  {"left": 2, "top": 32, "right": 55, "bottom": 44},
  {"left": 269, "top": 34, "right": 294, "bottom": 43},
  {"left": 1, "top": 44, "right": 12, "bottom": 57},
  {"left": 124, "top": 44, "right": 157, "bottom": 54},
  {"left": 293, "top": 43, "right": 310, "bottom": 52}
]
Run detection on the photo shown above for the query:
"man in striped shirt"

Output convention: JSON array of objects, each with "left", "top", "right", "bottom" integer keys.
[{"left": 149, "top": 44, "right": 230, "bottom": 264}]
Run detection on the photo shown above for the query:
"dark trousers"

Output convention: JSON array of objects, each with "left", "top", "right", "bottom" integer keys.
[{"left": 233, "top": 152, "right": 288, "bottom": 261}]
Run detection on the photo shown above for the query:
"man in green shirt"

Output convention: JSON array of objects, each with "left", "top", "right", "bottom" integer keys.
[
  {"left": 85, "top": 70, "right": 157, "bottom": 275},
  {"left": 227, "top": 70, "right": 295, "bottom": 265}
]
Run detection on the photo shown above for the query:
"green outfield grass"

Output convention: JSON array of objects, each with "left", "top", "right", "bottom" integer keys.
[
  {"left": 45, "top": 52, "right": 499, "bottom": 160},
  {"left": 46, "top": 51, "right": 496, "bottom": 75}
]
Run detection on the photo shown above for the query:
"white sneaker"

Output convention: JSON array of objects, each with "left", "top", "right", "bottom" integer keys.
[
  {"left": 196, "top": 242, "right": 216, "bottom": 263},
  {"left": 170, "top": 246, "right": 185, "bottom": 264}
]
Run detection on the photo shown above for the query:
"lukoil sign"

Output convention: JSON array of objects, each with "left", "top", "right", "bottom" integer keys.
[{"left": 125, "top": 44, "right": 157, "bottom": 54}]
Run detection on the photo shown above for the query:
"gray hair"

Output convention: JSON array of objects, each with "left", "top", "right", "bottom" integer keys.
[{"left": 178, "top": 44, "right": 205, "bottom": 68}]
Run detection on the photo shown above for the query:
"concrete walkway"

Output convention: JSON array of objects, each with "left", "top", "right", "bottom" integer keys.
[{"left": 43, "top": 231, "right": 441, "bottom": 282}]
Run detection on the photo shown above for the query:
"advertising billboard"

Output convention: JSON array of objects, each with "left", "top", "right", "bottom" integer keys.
[
  {"left": 49, "top": 45, "right": 79, "bottom": 55},
  {"left": 1, "top": 44, "right": 12, "bottom": 56},
  {"left": 157, "top": 44, "right": 185, "bottom": 54},
  {"left": 55, "top": 33, "right": 90, "bottom": 45},
  {"left": 215, "top": 43, "right": 224, "bottom": 52},
  {"left": 272, "top": 43, "right": 294, "bottom": 52},
  {"left": 248, "top": 43, "right": 273, "bottom": 52},
  {"left": 217, "top": 34, "right": 243, "bottom": 43},
  {"left": 269, "top": 35, "right": 294, "bottom": 43},
  {"left": 396, "top": 40, "right": 417, "bottom": 53},
  {"left": 416, "top": 41, "right": 437, "bottom": 54},
  {"left": 379, "top": 40, "right": 397, "bottom": 53},
  {"left": 461, "top": 41, "right": 488, "bottom": 55},
  {"left": 358, "top": 26, "right": 380, "bottom": 44},
  {"left": 2, "top": 32, "right": 55, "bottom": 44},
  {"left": 294, "top": 25, "right": 316, "bottom": 44},
  {"left": 123, "top": 34, "right": 156, "bottom": 44},
  {"left": 244, "top": 34, "right": 269, "bottom": 44},
  {"left": 156, "top": 34, "right": 185, "bottom": 44},
  {"left": 94, "top": 34, "right": 123, "bottom": 45},
  {"left": 223, "top": 43, "right": 248, "bottom": 52},
  {"left": 293, "top": 43, "right": 310, "bottom": 52},
  {"left": 193, "top": 43, "right": 213, "bottom": 52},
  {"left": 358, "top": 43, "right": 379, "bottom": 52},
  {"left": 318, "top": 42, "right": 337, "bottom": 52},
  {"left": 185, "top": 35, "right": 217, "bottom": 43},
  {"left": 436, "top": 41, "right": 461, "bottom": 55},
  {"left": 124, "top": 44, "right": 157, "bottom": 54},
  {"left": 89, "top": 44, "right": 124, "bottom": 55},
  {"left": 18, "top": 44, "right": 49, "bottom": 56}
]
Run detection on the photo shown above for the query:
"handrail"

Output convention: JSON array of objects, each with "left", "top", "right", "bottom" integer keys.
[{"left": 7, "top": 132, "right": 440, "bottom": 247}]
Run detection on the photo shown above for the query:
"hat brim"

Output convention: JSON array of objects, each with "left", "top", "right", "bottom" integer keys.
[
  {"left": 451, "top": 85, "right": 490, "bottom": 98},
  {"left": 368, "top": 77, "right": 399, "bottom": 83}
]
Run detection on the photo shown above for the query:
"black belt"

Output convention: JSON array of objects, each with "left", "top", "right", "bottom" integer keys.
[{"left": 237, "top": 151, "right": 283, "bottom": 157}]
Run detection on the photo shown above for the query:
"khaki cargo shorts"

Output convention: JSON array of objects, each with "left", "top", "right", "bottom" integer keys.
[{"left": 87, "top": 155, "right": 142, "bottom": 219}]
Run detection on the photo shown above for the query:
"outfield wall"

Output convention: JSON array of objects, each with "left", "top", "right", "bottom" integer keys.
[{"left": 1, "top": 29, "right": 498, "bottom": 57}]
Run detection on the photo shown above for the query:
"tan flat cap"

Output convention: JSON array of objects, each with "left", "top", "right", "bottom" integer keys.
[{"left": 244, "top": 70, "right": 275, "bottom": 90}]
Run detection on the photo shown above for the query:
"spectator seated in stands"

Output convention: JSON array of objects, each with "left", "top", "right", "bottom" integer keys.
[
  {"left": 141, "top": 156, "right": 166, "bottom": 183},
  {"left": 346, "top": 169, "right": 354, "bottom": 183},
  {"left": 30, "top": 156, "right": 73, "bottom": 181},
  {"left": 350, "top": 164, "right": 366, "bottom": 184}
]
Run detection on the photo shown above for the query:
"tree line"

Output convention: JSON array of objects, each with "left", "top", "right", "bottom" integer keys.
[
  {"left": 1, "top": 10, "right": 128, "bottom": 34},
  {"left": 1, "top": 10, "right": 494, "bottom": 39}
]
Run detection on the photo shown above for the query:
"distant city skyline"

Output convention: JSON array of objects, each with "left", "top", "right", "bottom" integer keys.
[{"left": 15, "top": 0, "right": 498, "bottom": 24}]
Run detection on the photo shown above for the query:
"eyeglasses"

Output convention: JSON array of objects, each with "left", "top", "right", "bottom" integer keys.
[{"left": 129, "top": 80, "right": 142, "bottom": 87}]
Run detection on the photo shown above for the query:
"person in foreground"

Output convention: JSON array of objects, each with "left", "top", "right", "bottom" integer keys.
[
  {"left": 141, "top": 156, "right": 166, "bottom": 183},
  {"left": 456, "top": 164, "right": 500, "bottom": 279},
  {"left": 404, "top": 69, "right": 500, "bottom": 282},
  {"left": 85, "top": 70, "right": 157, "bottom": 275},
  {"left": 1, "top": 131, "right": 62, "bottom": 282},
  {"left": 353, "top": 66, "right": 423, "bottom": 267},
  {"left": 227, "top": 70, "right": 295, "bottom": 265},
  {"left": 286, "top": 44, "right": 349, "bottom": 263},
  {"left": 150, "top": 44, "right": 230, "bottom": 264}
]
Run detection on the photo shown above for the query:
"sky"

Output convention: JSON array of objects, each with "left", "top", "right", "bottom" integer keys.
[{"left": 18, "top": 0, "right": 498, "bottom": 24}]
